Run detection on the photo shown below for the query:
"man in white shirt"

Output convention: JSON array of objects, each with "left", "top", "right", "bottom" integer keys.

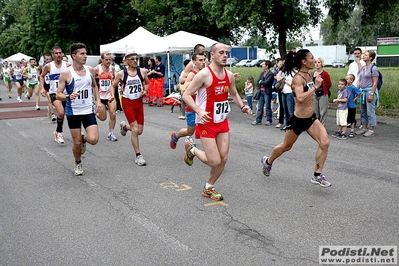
[{"left": 347, "top": 47, "right": 365, "bottom": 87}]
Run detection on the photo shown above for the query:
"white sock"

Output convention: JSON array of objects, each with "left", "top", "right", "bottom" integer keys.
[
  {"left": 205, "top": 183, "right": 213, "bottom": 189},
  {"left": 190, "top": 147, "right": 196, "bottom": 155}
]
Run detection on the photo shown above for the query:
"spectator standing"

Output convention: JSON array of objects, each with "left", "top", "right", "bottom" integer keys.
[
  {"left": 251, "top": 60, "right": 274, "bottom": 126},
  {"left": 244, "top": 76, "right": 255, "bottom": 114},
  {"left": 332, "top": 79, "right": 349, "bottom": 140},
  {"left": 273, "top": 58, "right": 285, "bottom": 128},
  {"left": 347, "top": 47, "right": 365, "bottom": 87},
  {"left": 345, "top": 74, "right": 362, "bottom": 138},
  {"left": 151, "top": 56, "right": 165, "bottom": 107},
  {"left": 144, "top": 58, "right": 155, "bottom": 104},
  {"left": 312, "top": 57, "right": 332, "bottom": 126},
  {"left": 277, "top": 52, "right": 297, "bottom": 129},
  {"left": 356, "top": 51, "right": 379, "bottom": 137}
]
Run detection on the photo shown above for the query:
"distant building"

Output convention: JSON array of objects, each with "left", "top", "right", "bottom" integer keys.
[
  {"left": 377, "top": 37, "right": 399, "bottom": 67},
  {"left": 302, "top": 40, "right": 324, "bottom": 47}
]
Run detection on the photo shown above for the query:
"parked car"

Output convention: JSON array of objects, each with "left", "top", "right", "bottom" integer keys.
[
  {"left": 236, "top": 59, "right": 252, "bottom": 67},
  {"left": 226, "top": 58, "right": 237, "bottom": 66},
  {"left": 247, "top": 59, "right": 265, "bottom": 67},
  {"left": 332, "top": 60, "right": 345, "bottom": 68}
]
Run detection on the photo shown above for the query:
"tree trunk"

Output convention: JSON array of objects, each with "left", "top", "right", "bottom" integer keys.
[{"left": 278, "top": 28, "right": 287, "bottom": 59}]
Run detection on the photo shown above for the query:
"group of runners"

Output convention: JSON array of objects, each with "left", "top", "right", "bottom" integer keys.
[
  {"left": 1, "top": 58, "right": 42, "bottom": 109},
  {"left": 2, "top": 42, "right": 332, "bottom": 201}
]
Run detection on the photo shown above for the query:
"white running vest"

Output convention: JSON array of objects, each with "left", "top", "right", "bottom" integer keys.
[
  {"left": 122, "top": 72, "right": 144, "bottom": 100},
  {"left": 65, "top": 66, "right": 94, "bottom": 115},
  {"left": 49, "top": 61, "right": 67, "bottom": 94}
]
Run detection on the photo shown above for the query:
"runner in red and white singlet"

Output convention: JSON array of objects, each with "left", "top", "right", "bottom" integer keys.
[{"left": 182, "top": 43, "right": 251, "bottom": 201}]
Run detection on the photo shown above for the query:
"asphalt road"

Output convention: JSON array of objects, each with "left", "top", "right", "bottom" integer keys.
[{"left": 1, "top": 90, "right": 398, "bottom": 265}]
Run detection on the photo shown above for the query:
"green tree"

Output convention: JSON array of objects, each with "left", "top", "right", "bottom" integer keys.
[
  {"left": 202, "top": 0, "right": 323, "bottom": 58},
  {"left": 0, "top": 0, "right": 144, "bottom": 58},
  {"left": 323, "top": 0, "right": 399, "bottom": 48},
  {"left": 130, "top": 0, "right": 237, "bottom": 42}
]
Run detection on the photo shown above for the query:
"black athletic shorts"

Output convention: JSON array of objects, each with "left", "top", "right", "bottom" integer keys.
[
  {"left": 49, "top": 93, "right": 66, "bottom": 107},
  {"left": 285, "top": 113, "right": 317, "bottom": 135},
  {"left": 66, "top": 113, "right": 97, "bottom": 129},
  {"left": 43, "top": 83, "right": 50, "bottom": 92},
  {"left": 100, "top": 99, "right": 109, "bottom": 106}
]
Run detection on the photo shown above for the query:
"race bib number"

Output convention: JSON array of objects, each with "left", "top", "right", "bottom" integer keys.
[
  {"left": 213, "top": 100, "right": 230, "bottom": 123},
  {"left": 73, "top": 89, "right": 90, "bottom": 106},
  {"left": 31, "top": 74, "right": 38, "bottom": 83},
  {"left": 306, "top": 81, "right": 314, "bottom": 92},
  {"left": 127, "top": 83, "right": 143, "bottom": 100},
  {"left": 45, "top": 74, "right": 50, "bottom": 83},
  {"left": 16, "top": 73, "right": 22, "bottom": 79},
  {"left": 4, "top": 71, "right": 9, "bottom": 77},
  {"left": 99, "top": 79, "right": 111, "bottom": 91}
]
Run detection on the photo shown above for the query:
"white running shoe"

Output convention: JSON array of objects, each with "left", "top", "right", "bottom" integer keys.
[
  {"left": 74, "top": 163, "right": 84, "bottom": 176},
  {"left": 135, "top": 155, "right": 146, "bottom": 166},
  {"left": 184, "top": 136, "right": 196, "bottom": 146},
  {"left": 120, "top": 121, "right": 127, "bottom": 136},
  {"left": 53, "top": 131, "right": 65, "bottom": 144},
  {"left": 51, "top": 113, "right": 56, "bottom": 122},
  {"left": 107, "top": 132, "right": 118, "bottom": 141},
  {"left": 17, "top": 96, "right": 22, "bottom": 103}
]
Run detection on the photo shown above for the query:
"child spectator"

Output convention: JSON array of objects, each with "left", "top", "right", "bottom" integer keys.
[
  {"left": 244, "top": 76, "right": 255, "bottom": 114},
  {"left": 345, "top": 74, "right": 362, "bottom": 138},
  {"left": 332, "top": 78, "right": 349, "bottom": 139}
]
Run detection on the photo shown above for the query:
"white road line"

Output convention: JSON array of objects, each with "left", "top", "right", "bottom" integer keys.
[
  {"left": 40, "top": 147, "right": 57, "bottom": 158},
  {"left": 19, "top": 131, "right": 29, "bottom": 139}
]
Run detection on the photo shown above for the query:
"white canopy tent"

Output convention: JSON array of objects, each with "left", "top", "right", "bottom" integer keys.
[
  {"left": 139, "top": 30, "right": 226, "bottom": 93},
  {"left": 141, "top": 30, "right": 223, "bottom": 55},
  {"left": 100, "top": 29, "right": 228, "bottom": 94},
  {"left": 100, "top": 26, "right": 161, "bottom": 54},
  {"left": 4, "top": 52, "right": 34, "bottom": 64}
]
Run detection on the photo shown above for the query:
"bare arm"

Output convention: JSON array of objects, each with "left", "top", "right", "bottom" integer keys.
[
  {"left": 179, "top": 62, "right": 193, "bottom": 84},
  {"left": 182, "top": 69, "right": 208, "bottom": 116},
  {"left": 22, "top": 67, "right": 28, "bottom": 79},
  {"left": 89, "top": 66, "right": 101, "bottom": 102},
  {"left": 276, "top": 70, "right": 283, "bottom": 81},
  {"left": 181, "top": 72, "right": 195, "bottom": 94},
  {"left": 141, "top": 68, "right": 149, "bottom": 96},
  {"left": 227, "top": 71, "right": 250, "bottom": 114},
  {"left": 56, "top": 69, "right": 71, "bottom": 101},
  {"left": 40, "top": 64, "right": 49, "bottom": 92},
  {"left": 110, "top": 70, "right": 124, "bottom": 99}
]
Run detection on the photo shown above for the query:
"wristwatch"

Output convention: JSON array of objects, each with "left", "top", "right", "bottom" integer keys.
[
  {"left": 370, "top": 92, "right": 374, "bottom": 96},
  {"left": 66, "top": 94, "right": 70, "bottom": 101}
]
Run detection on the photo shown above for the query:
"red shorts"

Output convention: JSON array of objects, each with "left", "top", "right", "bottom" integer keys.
[
  {"left": 195, "top": 119, "right": 229, "bottom": 139},
  {"left": 121, "top": 97, "right": 144, "bottom": 125}
]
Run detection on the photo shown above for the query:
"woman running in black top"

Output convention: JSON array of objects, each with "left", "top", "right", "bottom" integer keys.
[{"left": 260, "top": 49, "right": 331, "bottom": 187}]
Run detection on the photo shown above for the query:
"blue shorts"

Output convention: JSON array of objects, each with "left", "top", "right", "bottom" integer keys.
[
  {"left": 186, "top": 111, "right": 196, "bottom": 127},
  {"left": 14, "top": 79, "right": 24, "bottom": 85}
]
